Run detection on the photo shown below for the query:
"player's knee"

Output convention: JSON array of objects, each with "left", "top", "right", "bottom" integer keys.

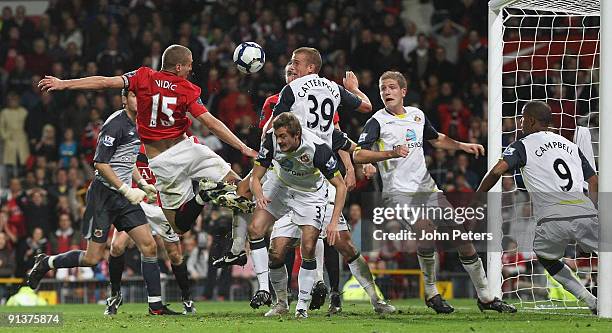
[
  {"left": 537, "top": 256, "right": 564, "bottom": 275},
  {"left": 268, "top": 248, "right": 284, "bottom": 266},
  {"left": 139, "top": 239, "right": 158, "bottom": 257},
  {"left": 248, "top": 222, "right": 266, "bottom": 239},
  {"left": 109, "top": 246, "right": 125, "bottom": 258},
  {"left": 301, "top": 243, "right": 316, "bottom": 258},
  {"left": 82, "top": 251, "right": 102, "bottom": 266},
  {"left": 167, "top": 247, "right": 183, "bottom": 265}
]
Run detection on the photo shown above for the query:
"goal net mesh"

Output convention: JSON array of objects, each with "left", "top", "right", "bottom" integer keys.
[{"left": 496, "top": 0, "right": 600, "bottom": 310}]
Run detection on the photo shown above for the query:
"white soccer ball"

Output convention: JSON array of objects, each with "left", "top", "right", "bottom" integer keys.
[{"left": 233, "top": 42, "right": 265, "bottom": 74}]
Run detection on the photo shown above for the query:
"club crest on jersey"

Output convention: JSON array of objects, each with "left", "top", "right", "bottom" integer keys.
[
  {"left": 414, "top": 115, "right": 422, "bottom": 123},
  {"left": 102, "top": 135, "right": 115, "bottom": 147},
  {"left": 299, "top": 153, "right": 311, "bottom": 164}
]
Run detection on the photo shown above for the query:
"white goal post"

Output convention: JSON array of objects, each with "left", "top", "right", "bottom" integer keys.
[{"left": 487, "top": 0, "right": 612, "bottom": 318}]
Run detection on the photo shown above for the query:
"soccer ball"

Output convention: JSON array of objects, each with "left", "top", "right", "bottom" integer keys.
[{"left": 233, "top": 42, "right": 265, "bottom": 74}]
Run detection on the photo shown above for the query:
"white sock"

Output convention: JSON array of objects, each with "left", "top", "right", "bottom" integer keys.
[
  {"left": 250, "top": 243, "right": 269, "bottom": 292},
  {"left": 315, "top": 238, "right": 324, "bottom": 282},
  {"left": 231, "top": 213, "right": 249, "bottom": 255},
  {"left": 554, "top": 264, "right": 597, "bottom": 309},
  {"left": 461, "top": 255, "right": 493, "bottom": 303},
  {"left": 296, "top": 258, "right": 317, "bottom": 311},
  {"left": 417, "top": 251, "right": 439, "bottom": 299},
  {"left": 348, "top": 255, "right": 379, "bottom": 304},
  {"left": 269, "top": 265, "right": 288, "bottom": 305}
]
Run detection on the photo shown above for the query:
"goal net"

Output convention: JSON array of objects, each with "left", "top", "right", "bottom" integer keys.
[{"left": 488, "top": 0, "right": 600, "bottom": 310}]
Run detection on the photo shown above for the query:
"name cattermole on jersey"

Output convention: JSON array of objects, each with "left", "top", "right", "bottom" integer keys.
[
  {"left": 296, "top": 78, "right": 340, "bottom": 98},
  {"left": 372, "top": 203, "right": 487, "bottom": 225}
]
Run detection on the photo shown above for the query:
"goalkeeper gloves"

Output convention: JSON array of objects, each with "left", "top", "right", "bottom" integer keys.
[
  {"left": 137, "top": 179, "right": 158, "bottom": 202},
  {"left": 118, "top": 183, "right": 146, "bottom": 204}
]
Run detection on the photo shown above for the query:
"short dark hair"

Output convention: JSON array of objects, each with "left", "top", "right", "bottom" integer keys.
[
  {"left": 522, "top": 101, "right": 552, "bottom": 125},
  {"left": 293, "top": 47, "right": 322, "bottom": 73},
  {"left": 273, "top": 112, "right": 302, "bottom": 136},
  {"left": 379, "top": 71, "right": 407, "bottom": 89},
  {"left": 161, "top": 44, "right": 192, "bottom": 70}
]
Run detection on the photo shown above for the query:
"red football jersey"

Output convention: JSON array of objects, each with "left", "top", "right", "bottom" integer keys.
[
  {"left": 133, "top": 144, "right": 160, "bottom": 205},
  {"left": 123, "top": 67, "right": 208, "bottom": 141},
  {"left": 259, "top": 93, "right": 339, "bottom": 129}
]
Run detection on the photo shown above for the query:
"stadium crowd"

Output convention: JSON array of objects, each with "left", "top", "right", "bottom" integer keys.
[{"left": 0, "top": 0, "right": 491, "bottom": 300}]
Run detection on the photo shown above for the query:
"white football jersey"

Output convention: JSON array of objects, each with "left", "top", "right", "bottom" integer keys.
[
  {"left": 273, "top": 74, "right": 362, "bottom": 147},
  {"left": 256, "top": 129, "right": 340, "bottom": 192},
  {"left": 503, "top": 131, "right": 597, "bottom": 221},
  {"left": 356, "top": 107, "right": 440, "bottom": 193}
]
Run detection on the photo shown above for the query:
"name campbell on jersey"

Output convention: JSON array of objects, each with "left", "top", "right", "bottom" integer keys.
[{"left": 503, "top": 131, "right": 597, "bottom": 221}]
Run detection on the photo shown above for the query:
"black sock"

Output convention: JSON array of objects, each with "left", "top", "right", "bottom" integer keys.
[
  {"left": 172, "top": 261, "right": 192, "bottom": 300},
  {"left": 47, "top": 250, "right": 84, "bottom": 269},
  {"left": 109, "top": 254, "right": 125, "bottom": 296},
  {"left": 324, "top": 238, "right": 340, "bottom": 292},
  {"left": 174, "top": 198, "right": 203, "bottom": 232},
  {"left": 141, "top": 256, "right": 162, "bottom": 306},
  {"left": 284, "top": 247, "right": 296, "bottom": 288}
]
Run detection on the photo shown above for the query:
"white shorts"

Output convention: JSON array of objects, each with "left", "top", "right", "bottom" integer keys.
[
  {"left": 533, "top": 216, "right": 598, "bottom": 260},
  {"left": 263, "top": 171, "right": 327, "bottom": 231},
  {"left": 148, "top": 138, "right": 231, "bottom": 209},
  {"left": 140, "top": 202, "right": 179, "bottom": 243},
  {"left": 320, "top": 184, "right": 349, "bottom": 239}
]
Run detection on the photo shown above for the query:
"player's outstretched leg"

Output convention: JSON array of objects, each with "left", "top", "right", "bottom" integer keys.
[
  {"left": 128, "top": 225, "right": 180, "bottom": 315},
  {"left": 165, "top": 240, "right": 195, "bottom": 314},
  {"left": 417, "top": 248, "right": 454, "bottom": 314},
  {"left": 212, "top": 212, "right": 250, "bottom": 268},
  {"left": 538, "top": 256, "right": 597, "bottom": 314},
  {"left": 310, "top": 238, "right": 327, "bottom": 310},
  {"left": 455, "top": 238, "right": 516, "bottom": 313},
  {"left": 105, "top": 231, "right": 130, "bottom": 315}
]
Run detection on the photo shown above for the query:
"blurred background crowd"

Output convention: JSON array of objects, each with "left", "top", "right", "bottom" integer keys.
[{"left": 0, "top": 0, "right": 493, "bottom": 301}]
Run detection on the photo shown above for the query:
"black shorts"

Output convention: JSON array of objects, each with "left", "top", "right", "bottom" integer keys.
[{"left": 82, "top": 180, "right": 147, "bottom": 243}]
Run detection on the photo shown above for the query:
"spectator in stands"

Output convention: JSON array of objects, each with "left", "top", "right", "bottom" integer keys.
[
  {"left": 23, "top": 189, "right": 51, "bottom": 236},
  {"left": 432, "top": 19, "right": 466, "bottom": 64},
  {"left": 0, "top": 210, "right": 17, "bottom": 246},
  {"left": 33, "top": 124, "right": 58, "bottom": 162},
  {"left": 7, "top": 55, "right": 31, "bottom": 94},
  {"left": 25, "top": 38, "right": 52, "bottom": 77},
  {"left": 0, "top": 91, "right": 29, "bottom": 179},
  {"left": 23, "top": 227, "right": 47, "bottom": 271},
  {"left": 58, "top": 128, "right": 77, "bottom": 168},
  {"left": 347, "top": 204, "right": 363, "bottom": 251},
  {"left": 59, "top": 17, "right": 82, "bottom": 53},
  {"left": 48, "top": 213, "right": 80, "bottom": 255}
]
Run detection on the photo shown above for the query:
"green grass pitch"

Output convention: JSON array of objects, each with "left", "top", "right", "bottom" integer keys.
[{"left": 1, "top": 299, "right": 611, "bottom": 332}]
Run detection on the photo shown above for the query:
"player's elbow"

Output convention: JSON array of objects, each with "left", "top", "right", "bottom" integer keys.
[{"left": 358, "top": 101, "right": 372, "bottom": 113}]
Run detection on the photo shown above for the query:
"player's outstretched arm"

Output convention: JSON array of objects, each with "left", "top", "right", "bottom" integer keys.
[
  {"left": 250, "top": 164, "right": 270, "bottom": 209},
  {"left": 428, "top": 133, "right": 485, "bottom": 158},
  {"left": 95, "top": 162, "right": 146, "bottom": 204},
  {"left": 196, "top": 112, "right": 257, "bottom": 158},
  {"left": 326, "top": 173, "right": 347, "bottom": 245},
  {"left": 343, "top": 71, "right": 372, "bottom": 113},
  {"left": 587, "top": 174, "right": 598, "bottom": 205},
  {"left": 38, "top": 75, "right": 125, "bottom": 92},
  {"left": 476, "top": 160, "right": 510, "bottom": 193},
  {"left": 353, "top": 145, "right": 408, "bottom": 164}
]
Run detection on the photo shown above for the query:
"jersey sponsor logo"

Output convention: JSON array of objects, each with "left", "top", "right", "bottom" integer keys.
[
  {"left": 102, "top": 135, "right": 116, "bottom": 147},
  {"left": 139, "top": 167, "right": 154, "bottom": 180},
  {"left": 299, "top": 153, "right": 311, "bottom": 164},
  {"left": 503, "top": 147, "right": 515, "bottom": 156},
  {"left": 405, "top": 129, "right": 423, "bottom": 148},
  {"left": 155, "top": 79, "right": 177, "bottom": 91}
]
